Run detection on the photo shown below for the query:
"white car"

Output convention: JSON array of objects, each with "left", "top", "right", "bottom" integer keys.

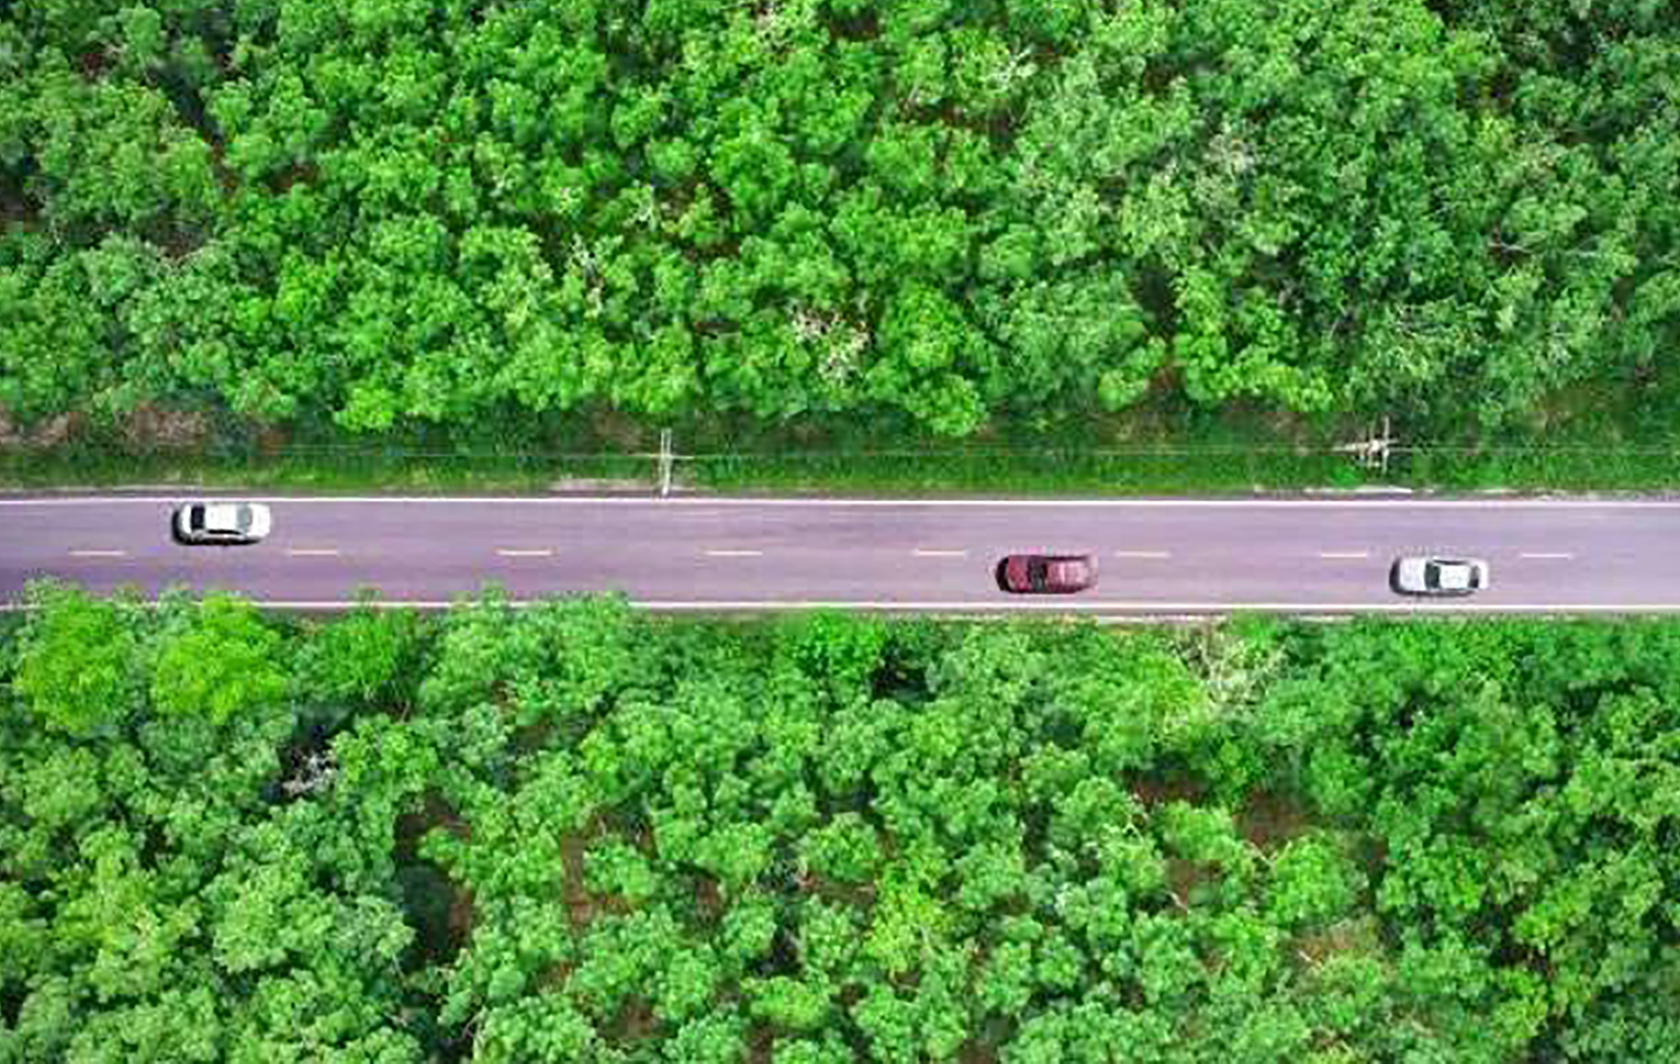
[
  {"left": 1389, "top": 556, "right": 1488, "bottom": 596},
  {"left": 172, "top": 502, "right": 272, "bottom": 545}
]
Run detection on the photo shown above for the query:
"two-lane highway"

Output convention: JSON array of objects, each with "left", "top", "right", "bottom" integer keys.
[{"left": 3, "top": 494, "right": 1678, "bottom": 613}]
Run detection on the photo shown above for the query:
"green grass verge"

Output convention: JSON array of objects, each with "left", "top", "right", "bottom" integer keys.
[
  {"left": 14, "top": 445, "right": 1680, "bottom": 496},
  {"left": 0, "top": 449, "right": 657, "bottom": 494},
  {"left": 0, "top": 441, "right": 1376, "bottom": 496},
  {"left": 1396, "top": 448, "right": 1680, "bottom": 492},
  {"left": 11, "top": 444, "right": 1680, "bottom": 496},
  {"left": 686, "top": 448, "right": 1365, "bottom": 494},
  {"left": 6, "top": 398, "right": 1680, "bottom": 495}
]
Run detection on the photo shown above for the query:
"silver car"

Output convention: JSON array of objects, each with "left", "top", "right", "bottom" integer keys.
[
  {"left": 172, "top": 502, "right": 272, "bottom": 545},
  {"left": 1390, "top": 556, "right": 1488, "bottom": 596}
]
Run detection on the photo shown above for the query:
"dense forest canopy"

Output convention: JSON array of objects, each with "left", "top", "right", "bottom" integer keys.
[
  {"left": 4, "top": 583, "right": 1680, "bottom": 1060},
  {"left": 0, "top": 0, "right": 1676, "bottom": 442}
]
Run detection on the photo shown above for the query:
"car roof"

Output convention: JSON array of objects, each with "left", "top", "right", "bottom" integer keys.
[
  {"left": 1434, "top": 561, "right": 1472, "bottom": 588},
  {"left": 202, "top": 503, "right": 244, "bottom": 529}
]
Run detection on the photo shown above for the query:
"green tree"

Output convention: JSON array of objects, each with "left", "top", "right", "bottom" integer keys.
[
  {"left": 13, "top": 581, "right": 138, "bottom": 736},
  {"left": 151, "top": 593, "right": 287, "bottom": 725}
]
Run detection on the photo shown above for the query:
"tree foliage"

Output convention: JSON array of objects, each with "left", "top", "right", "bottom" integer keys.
[
  {"left": 7, "top": 589, "right": 1680, "bottom": 1058},
  {"left": 1, "top": 0, "right": 1674, "bottom": 440},
  {"left": 0, "top": 581, "right": 424, "bottom": 1062}
]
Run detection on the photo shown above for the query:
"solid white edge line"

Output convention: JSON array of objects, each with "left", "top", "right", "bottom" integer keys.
[
  {"left": 10, "top": 495, "right": 1680, "bottom": 509},
  {"left": 6, "top": 600, "right": 1680, "bottom": 613}
]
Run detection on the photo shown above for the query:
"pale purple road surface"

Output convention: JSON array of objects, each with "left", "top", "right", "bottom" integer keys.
[{"left": 4, "top": 494, "right": 1679, "bottom": 614}]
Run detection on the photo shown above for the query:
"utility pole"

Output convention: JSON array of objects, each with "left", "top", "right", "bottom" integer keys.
[
  {"left": 1335, "top": 416, "right": 1394, "bottom": 474},
  {"left": 658, "top": 429, "right": 674, "bottom": 497}
]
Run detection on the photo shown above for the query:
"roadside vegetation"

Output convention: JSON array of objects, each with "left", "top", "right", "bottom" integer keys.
[
  {"left": 2, "top": 1, "right": 1677, "bottom": 470},
  {"left": 5, "top": 583, "right": 1680, "bottom": 1060},
  {"left": 11, "top": 419, "right": 1680, "bottom": 496}
]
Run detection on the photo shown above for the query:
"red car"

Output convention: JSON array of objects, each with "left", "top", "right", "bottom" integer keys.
[{"left": 996, "top": 554, "right": 1098, "bottom": 594}]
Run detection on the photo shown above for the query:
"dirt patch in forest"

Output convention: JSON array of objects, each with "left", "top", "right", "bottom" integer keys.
[
  {"left": 1130, "top": 776, "right": 1206, "bottom": 808},
  {"left": 560, "top": 830, "right": 599, "bottom": 927},
  {"left": 393, "top": 790, "right": 472, "bottom": 853},
  {"left": 559, "top": 822, "right": 633, "bottom": 930},
  {"left": 121, "top": 404, "right": 212, "bottom": 449},
  {"left": 0, "top": 184, "right": 38, "bottom": 229},
  {"left": 1294, "top": 915, "right": 1382, "bottom": 970},
  {"left": 446, "top": 882, "right": 477, "bottom": 946},
  {"left": 606, "top": 997, "right": 659, "bottom": 1043},
  {"left": 1238, "top": 789, "right": 1315, "bottom": 853},
  {"left": 0, "top": 410, "right": 78, "bottom": 449},
  {"left": 2, "top": 405, "right": 217, "bottom": 456},
  {"left": 694, "top": 873, "right": 726, "bottom": 922},
  {"left": 391, "top": 791, "right": 476, "bottom": 968},
  {"left": 77, "top": 48, "right": 111, "bottom": 80},
  {"left": 958, "top": 1021, "right": 1011, "bottom": 1063},
  {"left": 590, "top": 410, "right": 650, "bottom": 450},
  {"left": 254, "top": 421, "right": 290, "bottom": 455},
  {"left": 1164, "top": 857, "right": 1209, "bottom": 911},
  {"left": 266, "top": 161, "right": 319, "bottom": 195}
]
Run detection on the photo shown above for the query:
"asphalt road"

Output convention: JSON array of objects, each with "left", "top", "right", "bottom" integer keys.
[{"left": 4, "top": 494, "right": 1680, "bottom": 614}]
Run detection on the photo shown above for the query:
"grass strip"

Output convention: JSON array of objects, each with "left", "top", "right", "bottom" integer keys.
[
  {"left": 0, "top": 449, "right": 656, "bottom": 494},
  {"left": 12, "top": 445, "right": 1680, "bottom": 496}
]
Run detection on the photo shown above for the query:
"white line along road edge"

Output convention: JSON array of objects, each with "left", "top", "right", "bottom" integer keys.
[
  {"left": 10, "top": 495, "right": 1680, "bottom": 509},
  {"left": 7, "top": 599, "right": 1680, "bottom": 614}
]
